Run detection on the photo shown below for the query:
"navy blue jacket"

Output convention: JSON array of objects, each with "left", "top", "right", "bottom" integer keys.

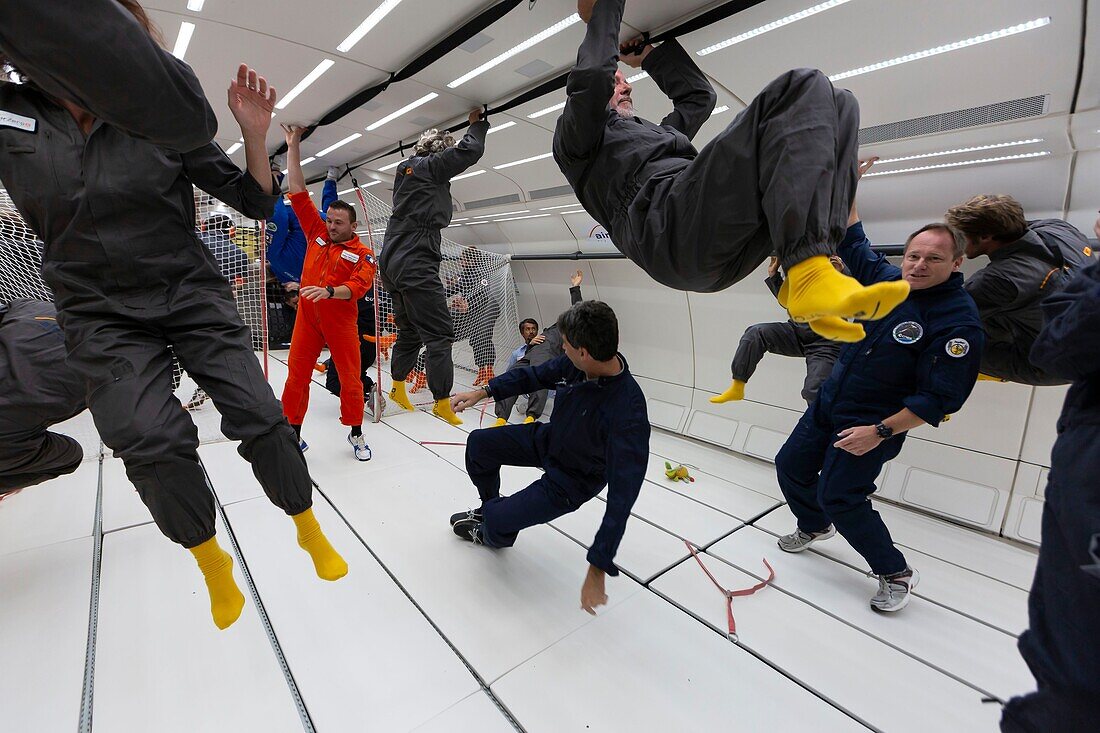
[
  {"left": 816, "top": 222, "right": 984, "bottom": 429},
  {"left": 485, "top": 353, "right": 650, "bottom": 575},
  {"left": 1030, "top": 257, "right": 1100, "bottom": 429}
]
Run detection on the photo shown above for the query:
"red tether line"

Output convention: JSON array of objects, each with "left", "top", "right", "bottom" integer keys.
[{"left": 685, "top": 540, "right": 775, "bottom": 641}]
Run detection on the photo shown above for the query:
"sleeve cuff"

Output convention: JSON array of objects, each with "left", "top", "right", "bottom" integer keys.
[
  {"left": 238, "top": 171, "right": 279, "bottom": 220},
  {"left": 586, "top": 548, "right": 620, "bottom": 577},
  {"left": 903, "top": 395, "right": 943, "bottom": 427}
]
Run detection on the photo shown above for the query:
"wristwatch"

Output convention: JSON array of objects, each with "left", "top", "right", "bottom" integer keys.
[
  {"left": 326, "top": 285, "right": 335, "bottom": 299},
  {"left": 874, "top": 422, "right": 894, "bottom": 439}
]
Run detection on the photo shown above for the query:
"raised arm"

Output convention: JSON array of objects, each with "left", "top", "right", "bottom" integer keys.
[
  {"left": 837, "top": 220, "right": 902, "bottom": 286},
  {"left": 281, "top": 125, "right": 308, "bottom": 195},
  {"left": 182, "top": 144, "right": 278, "bottom": 222},
  {"left": 632, "top": 39, "right": 716, "bottom": 140},
  {"left": 426, "top": 111, "right": 490, "bottom": 182},
  {"left": 570, "top": 269, "right": 584, "bottom": 304},
  {"left": 556, "top": 0, "right": 623, "bottom": 160},
  {"left": 0, "top": 0, "right": 216, "bottom": 151}
]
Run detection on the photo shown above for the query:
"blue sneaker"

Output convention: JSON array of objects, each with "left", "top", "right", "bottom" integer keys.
[
  {"left": 348, "top": 432, "right": 371, "bottom": 461},
  {"left": 298, "top": 438, "right": 309, "bottom": 453}
]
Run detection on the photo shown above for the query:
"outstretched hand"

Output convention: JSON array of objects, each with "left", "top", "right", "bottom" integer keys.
[
  {"left": 450, "top": 389, "right": 486, "bottom": 413},
  {"left": 468, "top": 108, "right": 483, "bottom": 126},
  {"left": 282, "top": 123, "right": 305, "bottom": 148},
  {"left": 580, "top": 565, "right": 608, "bottom": 615},
  {"left": 619, "top": 36, "right": 653, "bottom": 68},
  {"left": 227, "top": 64, "right": 276, "bottom": 137},
  {"left": 767, "top": 256, "right": 780, "bottom": 278},
  {"left": 570, "top": 269, "right": 584, "bottom": 287}
]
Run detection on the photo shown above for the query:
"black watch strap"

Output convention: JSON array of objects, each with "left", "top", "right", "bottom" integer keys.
[
  {"left": 875, "top": 422, "right": 894, "bottom": 439},
  {"left": 326, "top": 285, "right": 335, "bottom": 298}
]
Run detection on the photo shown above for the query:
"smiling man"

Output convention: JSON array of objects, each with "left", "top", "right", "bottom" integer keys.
[{"left": 772, "top": 206, "right": 984, "bottom": 613}]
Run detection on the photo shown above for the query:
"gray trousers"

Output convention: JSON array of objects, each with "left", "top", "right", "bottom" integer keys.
[
  {"left": 0, "top": 432, "right": 83, "bottom": 494},
  {"left": 619, "top": 68, "right": 859, "bottom": 293},
  {"left": 731, "top": 321, "right": 841, "bottom": 404},
  {"left": 48, "top": 260, "right": 312, "bottom": 548}
]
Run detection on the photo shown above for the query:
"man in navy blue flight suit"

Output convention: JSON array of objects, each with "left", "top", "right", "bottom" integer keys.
[
  {"left": 773, "top": 217, "right": 984, "bottom": 612},
  {"left": 1000, "top": 216, "right": 1100, "bottom": 733},
  {"left": 448, "top": 300, "right": 650, "bottom": 615}
]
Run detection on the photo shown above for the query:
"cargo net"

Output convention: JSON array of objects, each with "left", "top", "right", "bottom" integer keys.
[
  {"left": 0, "top": 186, "right": 269, "bottom": 445},
  {"left": 349, "top": 184, "right": 522, "bottom": 423}
]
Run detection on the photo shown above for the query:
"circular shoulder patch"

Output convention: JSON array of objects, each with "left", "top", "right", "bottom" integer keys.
[
  {"left": 892, "top": 321, "right": 924, "bottom": 344},
  {"left": 945, "top": 338, "right": 970, "bottom": 358}
]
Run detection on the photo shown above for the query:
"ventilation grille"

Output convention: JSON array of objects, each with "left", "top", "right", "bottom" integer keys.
[
  {"left": 464, "top": 193, "right": 521, "bottom": 210},
  {"left": 529, "top": 184, "right": 575, "bottom": 200},
  {"left": 859, "top": 95, "right": 1048, "bottom": 146}
]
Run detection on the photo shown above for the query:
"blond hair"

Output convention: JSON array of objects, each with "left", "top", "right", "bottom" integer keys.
[{"left": 945, "top": 195, "right": 1027, "bottom": 243}]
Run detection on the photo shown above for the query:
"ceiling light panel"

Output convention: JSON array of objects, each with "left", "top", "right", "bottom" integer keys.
[
  {"left": 276, "top": 59, "right": 335, "bottom": 110},
  {"left": 224, "top": 142, "right": 242, "bottom": 155},
  {"left": 172, "top": 22, "right": 195, "bottom": 60},
  {"left": 539, "top": 203, "right": 580, "bottom": 210},
  {"left": 493, "top": 152, "right": 554, "bottom": 170},
  {"left": 473, "top": 209, "right": 530, "bottom": 218},
  {"left": 337, "top": 0, "right": 404, "bottom": 53},
  {"left": 829, "top": 18, "right": 1051, "bottom": 82},
  {"left": 528, "top": 102, "right": 565, "bottom": 119},
  {"left": 452, "top": 170, "right": 487, "bottom": 181},
  {"left": 366, "top": 92, "right": 439, "bottom": 131},
  {"left": 863, "top": 151, "right": 1051, "bottom": 177},
  {"left": 186, "top": 0, "right": 205, "bottom": 11},
  {"left": 378, "top": 161, "right": 403, "bottom": 172},
  {"left": 697, "top": 0, "right": 854, "bottom": 56},
  {"left": 873, "top": 139, "right": 1043, "bottom": 165},
  {"left": 448, "top": 14, "right": 581, "bottom": 89},
  {"left": 316, "top": 133, "right": 363, "bottom": 157},
  {"left": 486, "top": 121, "right": 517, "bottom": 135}
]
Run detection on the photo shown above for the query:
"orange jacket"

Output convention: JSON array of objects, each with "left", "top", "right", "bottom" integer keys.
[{"left": 289, "top": 192, "right": 376, "bottom": 300}]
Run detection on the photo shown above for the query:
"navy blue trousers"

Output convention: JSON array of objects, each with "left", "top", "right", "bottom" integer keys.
[
  {"left": 775, "top": 404, "right": 907, "bottom": 575},
  {"left": 1001, "top": 424, "right": 1100, "bottom": 733},
  {"left": 465, "top": 422, "right": 602, "bottom": 549}
]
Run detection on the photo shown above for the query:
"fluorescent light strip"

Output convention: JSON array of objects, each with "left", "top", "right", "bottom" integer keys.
[
  {"left": 698, "top": 0, "right": 853, "bottom": 56},
  {"left": 452, "top": 169, "right": 486, "bottom": 181},
  {"left": 172, "top": 21, "right": 195, "bottom": 60},
  {"left": 378, "top": 161, "right": 402, "bottom": 172},
  {"left": 452, "top": 217, "right": 469, "bottom": 222},
  {"left": 558, "top": 209, "right": 587, "bottom": 215},
  {"left": 337, "top": 0, "right": 403, "bottom": 53},
  {"left": 339, "top": 180, "right": 382, "bottom": 195},
  {"left": 528, "top": 102, "right": 565, "bottom": 119},
  {"left": 626, "top": 71, "right": 649, "bottom": 83},
  {"left": 494, "top": 213, "right": 552, "bottom": 223},
  {"left": 300, "top": 157, "right": 316, "bottom": 166},
  {"left": 486, "top": 120, "right": 516, "bottom": 135},
  {"left": 830, "top": 18, "right": 1051, "bottom": 81},
  {"left": 448, "top": 14, "right": 581, "bottom": 89},
  {"left": 474, "top": 209, "right": 529, "bottom": 218},
  {"left": 225, "top": 142, "right": 242, "bottom": 155},
  {"left": 366, "top": 92, "right": 438, "bottom": 131},
  {"left": 863, "top": 151, "right": 1051, "bottom": 178},
  {"left": 362, "top": 180, "right": 382, "bottom": 188},
  {"left": 711, "top": 105, "right": 730, "bottom": 116},
  {"left": 338, "top": 188, "right": 355, "bottom": 195},
  {"left": 187, "top": 0, "right": 205, "bottom": 11},
  {"left": 276, "top": 59, "right": 335, "bottom": 110},
  {"left": 493, "top": 152, "right": 553, "bottom": 170},
  {"left": 538, "top": 203, "right": 580, "bottom": 210},
  {"left": 316, "top": 133, "right": 363, "bottom": 157},
  {"left": 873, "top": 139, "right": 1043, "bottom": 165}
]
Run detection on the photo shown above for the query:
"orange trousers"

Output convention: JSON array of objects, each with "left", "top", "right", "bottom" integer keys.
[{"left": 282, "top": 300, "right": 363, "bottom": 426}]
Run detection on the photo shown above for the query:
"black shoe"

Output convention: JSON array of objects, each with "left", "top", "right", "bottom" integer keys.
[
  {"left": 449, "top": 508, "right": 483, "bottom": 527},
  {"left": 452, "top": 517, "right": 483, "bottom": 544}
]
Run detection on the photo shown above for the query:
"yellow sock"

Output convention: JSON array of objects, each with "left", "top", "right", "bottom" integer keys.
[
  {"left": 389, "top": 380, "right": 414, "bottom": 411},
  {"left": 709, "top": 379, "right": 746, "bottom": 404},
  {"left": 977, "top": 373, "right": 1008, "bottom": 383},
  {"left": 806, "top": 315, "right": 866, "bottom": 343},
  {"left": 494, "top": 417, "right": 508, "bottom": 427},
  {"left": 188, "top": 537, "right": 245, "bottom": 630},
  {"left": 292, "top": 507, "right": 348, "bottom": 581},
  {"left": 784, "top": 255, "right": 910, "bottom": 326},
  {"left": 433, "top": 398, "right": 463, "bottom": 426},
  {"left": 523, "top": 415, "right": 536, "bottom": 424}
]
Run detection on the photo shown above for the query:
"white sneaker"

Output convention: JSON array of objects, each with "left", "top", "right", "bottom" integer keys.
[
  {"left": 348, "top": 432, "right": 372, "bottom": 461},
  {"left": 870, "top": 566, "right": 919, "bottom": 613},
  {"left": 777, "top": 525, "right": 836, "bottom": 553}
]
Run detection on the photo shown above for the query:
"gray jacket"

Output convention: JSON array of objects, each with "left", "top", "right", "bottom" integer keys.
[{"left": 965, "top": 219, "right": 1093, "bottom": 383}]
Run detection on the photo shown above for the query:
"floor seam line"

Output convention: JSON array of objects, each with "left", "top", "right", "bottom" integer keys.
[{"left": 77, "top": 444, "right": 105, "bottom": 733}]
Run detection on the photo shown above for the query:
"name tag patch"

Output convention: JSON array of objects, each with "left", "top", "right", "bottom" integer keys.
[
  {"left": 892, "top": 321, "right": 923, "bottom": 344},
  {"left": 945, "top": 338, "right": 970, "bottom": 358},
  {"left": 315, "top": 236, "right": 328, "bottom": 247},
  {"left": 0, "top": 109, "right": 37, "bottom": 133},
  {"left": 340, "top": 250, "right": 360, "bottom": 263}
]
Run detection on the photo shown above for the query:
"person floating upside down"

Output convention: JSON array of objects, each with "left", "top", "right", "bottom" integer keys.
[{"left": 560, "top": 0, "right": 909, "bottom": 342}]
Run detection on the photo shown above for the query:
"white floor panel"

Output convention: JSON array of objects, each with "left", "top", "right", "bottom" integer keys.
[
  {"left": 93, "top": 521, "right": 301, "bottom": 733},
  {"left": 223, "top": 496, "right": 481, "bottom": 732},
  {"left": 609, "top": 481, "right": 743, "bottom": 547},
  {"left": 100, "top": 456, "right": 155, "bottom": 534},
  {"left": 0, "top": 458, "right": 98, "bottom": 556},
  {"left": 650, "top": 553, "right": 1003, "bottom": 732},
  {"left": 412, "top": 691, "right": 517, "bottom": 733},
  {"left": 492, "top": 590, "right": 866, "bottom": 732},
  {"left": 0, "top": 537, "right": 93, "bottom": 731},
  {"left": 708, "top": 526, "right": 1036, "bottom": 700},
  {"left": 649, "top": 429, "right": 784, "bottom": 500},
  {"left": 754, "top": 504, "right": 1029, "bottom": 635},
  {"left": 549, "top": 497, "right": 692, "bottom": 583},
  {"left": 314, "top": 457, "right": 644, "bottom": 684},
  {"left": 644, "top": 452, "right": 781, "bottom": 521}
]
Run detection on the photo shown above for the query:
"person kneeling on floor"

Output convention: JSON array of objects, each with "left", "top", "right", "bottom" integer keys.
[{"left": 449, "top": 300, "right": 650, "bottom": 615}]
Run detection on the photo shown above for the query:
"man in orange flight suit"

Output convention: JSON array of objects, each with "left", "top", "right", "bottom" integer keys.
[{"left": 282, "top": 125, "right": 376, "bottom": 460}]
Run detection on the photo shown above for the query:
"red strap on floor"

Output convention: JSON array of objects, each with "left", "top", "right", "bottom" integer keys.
[{"left": 685, "top": 540, "right": 774, "bottom": 641}]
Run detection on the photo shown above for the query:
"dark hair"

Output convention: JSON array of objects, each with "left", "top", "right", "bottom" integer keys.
[
  {"left": 520, "top": 318, "right": 539, "bottom": 331},
  {"left": 205, "top": 214, "right": 233, "bottom": 232},
  {"left": 326, "top": 200, "right": 357, "bottom": 224},
  {"left": 945, "top": 194, "right": 1028, "bottom": 243},
  {"left": 904, "top": 222, "right": 966, "bottom": 259},
  {"left": 556, "top": 300, "right": 618, "bottom": 361}
]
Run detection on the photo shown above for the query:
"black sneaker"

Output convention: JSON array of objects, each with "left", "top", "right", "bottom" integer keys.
[
  {"left": 449, "top": 508, "right": 483, "bottom": 527},
  {"left": 452, "top": 517, "right": 483, "bottom": 544}
]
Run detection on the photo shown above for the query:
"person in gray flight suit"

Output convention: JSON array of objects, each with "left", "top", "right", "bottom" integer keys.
[
  {"left": 0, "top": 12, "right": 346, "bottom": 629},
  {"left": 556, "top": 0, "right": 910, "bottom": 344},
  {"left": 381, "top": 109, "right": 490, "bottom": 424},
  {"left": 0, "top": 299, "right": 86, "bottom": 495}
]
